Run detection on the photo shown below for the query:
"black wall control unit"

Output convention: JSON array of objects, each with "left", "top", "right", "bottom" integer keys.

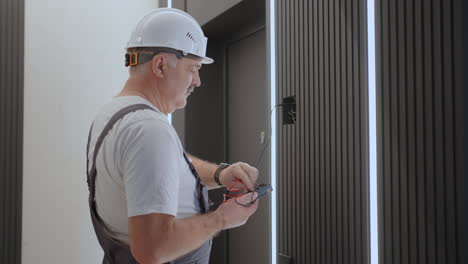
[{"left": 282, "top": 95, "right": 296, "bottom": 125}]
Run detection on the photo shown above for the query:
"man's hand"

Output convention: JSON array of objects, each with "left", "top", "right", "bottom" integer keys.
[
  {"left": 187, "top": 155, "right": 259, "bottom": 190},
  {"left": 215, "top": 192, "right": 259, "bottom": 229},
  {"left": 218, "top": 162, "right": 259, "bottom": 192}
]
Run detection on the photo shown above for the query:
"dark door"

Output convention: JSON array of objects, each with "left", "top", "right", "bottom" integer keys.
[{"left": 227, "top": 28, "right": 271, "bottom": 264}]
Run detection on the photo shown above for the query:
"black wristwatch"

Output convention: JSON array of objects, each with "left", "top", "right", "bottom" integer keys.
[{"left": 214, "top": 163, "right": 230, "bottom": 187}]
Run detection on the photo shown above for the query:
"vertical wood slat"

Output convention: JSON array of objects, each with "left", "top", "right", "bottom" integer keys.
[
  {"left": 323, "top": 0, "right": 330, "bottom": 262},
  {"left": 335, "top": 0, "right": 343, "bottom": 262},
  {"left": 376, "top": 0, "right": 465, "bottom": 263},
  {"left": 404, "top": 0, "right": 418, "bottom": 263},
  {"left": 342, "top": 0, "right": 350, "bottom": 262},
  {"left": 276, "top": 0, "right": 368, "bottom": 263},
  {"left": 0, "top": 0, "right": 24, "bottom": 263},
  {"left": 330, "top": 0, "right": 337, "bottom": 263},
  {"left": 292, "top": 0, "right": 297, "bottom": 257},
  {"left": 415, "top": 0, "right": 428, "bottom": 262},
  {"left": 304, "top": 0, "right": 312, "bottom": 262},
  {"left": 319, "top": 0, "right": 325, "bottom": 261},
  {"left": 297, "top": 0, "right": 305, "bottom": 263},
  {"left": 312, "top": 0, "right": 320, "bottom": 261},
  {"left": 457, "top": 1, "right": 466, "bottom": 263}
]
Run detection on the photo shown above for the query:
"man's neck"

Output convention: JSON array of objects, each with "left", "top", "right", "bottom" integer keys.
[{"left": 118, "top": 77, "right": 171, "bottom": 114}]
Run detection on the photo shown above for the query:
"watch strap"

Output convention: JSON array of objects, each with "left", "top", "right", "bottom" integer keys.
[{"left": 214, "top": 163, "right": 230, "bottom": 186}]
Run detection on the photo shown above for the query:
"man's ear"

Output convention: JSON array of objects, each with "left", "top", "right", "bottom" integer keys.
[{"left": 151, "top": 54, "right": 167, "bottom": 78}]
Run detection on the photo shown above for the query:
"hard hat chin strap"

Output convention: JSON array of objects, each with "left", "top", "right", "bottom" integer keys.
[{"left": 125, "top": 47, "right": 199, "bottom": 67}]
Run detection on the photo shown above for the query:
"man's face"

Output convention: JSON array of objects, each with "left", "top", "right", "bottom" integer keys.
[{"left": 163, "top": 56, "right": 202, "bottom": 110}]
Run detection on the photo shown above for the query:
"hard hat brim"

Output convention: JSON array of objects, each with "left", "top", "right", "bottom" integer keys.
[
  {"left": 184, "top": 53, "right": 214, "bottom": 64},
  {"left": 200, "top": 56, "right": 214, "bottom": 64}
]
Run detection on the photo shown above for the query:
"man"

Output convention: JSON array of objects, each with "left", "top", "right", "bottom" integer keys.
[{"left": 86, "top": 8, "right": 260, "bottom": 264}]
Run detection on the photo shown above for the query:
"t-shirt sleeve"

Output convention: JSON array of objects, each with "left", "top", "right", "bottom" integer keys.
[{"left": 119, "top": 119, "right": 180, "bottom": 217}]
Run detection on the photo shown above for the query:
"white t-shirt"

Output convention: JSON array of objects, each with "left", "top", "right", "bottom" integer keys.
[{"left": 87, "top": 96, "right": 200, "bottom": 244}]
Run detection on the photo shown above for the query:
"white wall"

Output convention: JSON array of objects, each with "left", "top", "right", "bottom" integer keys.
[{"left": 23, "top": 1, "right": 157, "bottom": 263}]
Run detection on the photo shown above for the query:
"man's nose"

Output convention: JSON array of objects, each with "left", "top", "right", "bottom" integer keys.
[{"left": 192, "top": 71, "right": 201, "bottom": 87}]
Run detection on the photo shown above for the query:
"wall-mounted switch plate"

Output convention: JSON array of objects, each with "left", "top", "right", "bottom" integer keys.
[
  {"left": 282, "top": 95, "right": 296, "bottom": 125},
  {"left": 260, "top": 131, "right": 265, "bottom": 144}
]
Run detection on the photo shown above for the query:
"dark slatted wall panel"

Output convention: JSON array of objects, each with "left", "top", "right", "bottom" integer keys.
[
  {"left": 376, "top": 0, "right": 465, "bottom": 263},
  {"left": 0, "top": 0, "right": 24, "bottom": 263},
  {"left": 276, "top": 0, "right": 368, "bottom": 263}
]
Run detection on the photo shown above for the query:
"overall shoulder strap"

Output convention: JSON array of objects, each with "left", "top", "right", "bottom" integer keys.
[
  {"left": 86, "top": 103, "right": 212, "bottom": 264},
  {"left": 87, "top": 103, "right": 156, "bottom": 201}
]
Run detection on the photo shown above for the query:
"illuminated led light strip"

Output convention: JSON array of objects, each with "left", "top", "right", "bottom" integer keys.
[
  {"left": 269, "top": 0, "right": 277, "bottom": 263},
  {"left": 367, "top": 0, "right": 379, "bottom": 263},
  {"left": 167, "top": 0, "right": 172, "bottom": 8}
]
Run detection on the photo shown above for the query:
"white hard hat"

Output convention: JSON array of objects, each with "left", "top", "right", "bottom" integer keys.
[{"left": 126, "top": 8, "right": 213, "bottom": 65}]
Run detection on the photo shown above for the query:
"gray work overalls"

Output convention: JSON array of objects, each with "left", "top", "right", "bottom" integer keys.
[{"left": 86, "top": 104, "right": 212, "bottom": 264}]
